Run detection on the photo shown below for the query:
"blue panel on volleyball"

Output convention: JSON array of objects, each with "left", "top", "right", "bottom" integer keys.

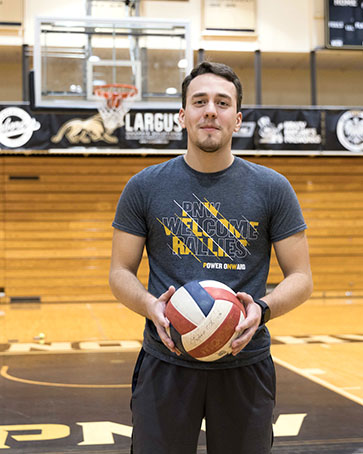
[
  {"left": 169, "top": 324, "right": 191, "bottom": 358},
  {"left": 184, "top": 280, "right": 214, "bottom": 317}
]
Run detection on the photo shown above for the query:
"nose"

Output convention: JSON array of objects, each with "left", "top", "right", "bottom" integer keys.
[{"left": 204, "top": 101, "right": 217, "bottom": 118}]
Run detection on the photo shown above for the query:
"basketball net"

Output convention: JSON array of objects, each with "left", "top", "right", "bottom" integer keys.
[{"left": 94, "top": 83, "right": 138, "bottom": 131}]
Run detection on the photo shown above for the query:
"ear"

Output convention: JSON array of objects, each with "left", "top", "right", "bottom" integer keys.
[
  {"left": 234, "top": 111, "right": 242, "bottom": 133},
  {"left": 178, "top": 108, "right": 186, "bottom": 129}
]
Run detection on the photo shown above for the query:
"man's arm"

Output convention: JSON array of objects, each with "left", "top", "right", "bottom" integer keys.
[
  {"left": 262, "top": 230, "right": 313, "bottom": 318},
  {"left": 109, "top": 228, "right": 177, "bottom": 352},
  {"left": 231, "top": 230, "right": 313, "bottom": 355}
]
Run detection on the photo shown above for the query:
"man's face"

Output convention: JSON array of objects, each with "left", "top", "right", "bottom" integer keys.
[{"left": 179, "top": 73, "right": 242, "bottom": 154}]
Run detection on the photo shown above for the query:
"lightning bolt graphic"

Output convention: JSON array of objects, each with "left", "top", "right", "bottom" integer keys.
[
  {"left": 192, "top": 194, "right": 250, "bottom": 253},
  {"left": 156, "top": 218, "right": 201, "bottom": 263}
]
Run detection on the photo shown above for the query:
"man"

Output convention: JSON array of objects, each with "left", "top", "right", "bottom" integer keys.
[{"left": 109, "top": 61, "right": 313, "bottom": 454}]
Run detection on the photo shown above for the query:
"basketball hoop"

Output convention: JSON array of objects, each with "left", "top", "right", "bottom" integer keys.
[{"left": 94, "top": 83, "right": 138, "bottom": 130}]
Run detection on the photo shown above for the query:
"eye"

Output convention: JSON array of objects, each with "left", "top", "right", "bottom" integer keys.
[{"left": 218, "top": 100, "right": 230, "bottom": 107}]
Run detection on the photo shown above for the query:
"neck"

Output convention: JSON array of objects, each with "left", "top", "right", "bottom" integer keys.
[{"left": 184, "top": 146, "right": 234, "bottom": 173}]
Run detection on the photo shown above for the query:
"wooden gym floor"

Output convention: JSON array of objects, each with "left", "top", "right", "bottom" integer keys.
[{"left": 0, "top": 296, "right": 362, "bottom": 453}]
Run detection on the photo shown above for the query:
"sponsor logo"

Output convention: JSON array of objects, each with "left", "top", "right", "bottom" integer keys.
[
  {"left": 233, "top": 121, "right": 256, "bottom": 138},
  {"left": 336, "top": 110, "right": 363, "bottom": 152},
  {"left": 52, "top": 112, "right": 183, "bottom": 146},
  {"left": 328, "top": 21, "right": 345, "bottom": 29},
  {"left": 51, "top": 114, "right": 119, "bottom": 144},
  {"left": 331, "top": 39, "right": 343, "bottom": 46},
  {"left": 125, "top": 112, "right": 182, "bottom": 144},
  {"left": 333, "top": 0, "right": 357, "bottom": 6},
  {"left": 257, "top": 116, "right": 321, "bottom": 145},
  {"left": 0, "top": 107, "right": 40, "bottom": 148}
]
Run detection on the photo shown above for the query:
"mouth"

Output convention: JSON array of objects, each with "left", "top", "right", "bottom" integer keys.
[{"left": 200, "top": 124, "right": 221, "bottom": 132}]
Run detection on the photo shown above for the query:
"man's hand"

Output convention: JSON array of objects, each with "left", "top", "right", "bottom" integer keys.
[
  {"left": 231, "top": 292, "right": 262, "bottom": 356},
  {"left": 146, "top": 286, "right": 180, "bottom": 354}
]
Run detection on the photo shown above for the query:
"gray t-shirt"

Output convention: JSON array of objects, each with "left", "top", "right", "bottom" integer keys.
[{"left": 112, "top": 156, "right": 306, "bottom": 369}]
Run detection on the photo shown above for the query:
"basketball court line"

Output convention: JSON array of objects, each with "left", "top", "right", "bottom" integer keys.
[
  {"left": 0, "top": 334, "right": 363, "bottom": 406},
  {"left": 0, "top": 361, "right": 334, "bottom": 441},
  {"left": 2, "top": 350, "right": 359, "bottom": 402},
  {"left": 1, "top": 351, "right": 362, "bottom": 453},
  {"left": 0, "top": 365, "right": 131, "bottom": 389},
  {"left": 2, "top": 352, "right": 362, "bottom": 405},
  {"left": 273, "top": 355, "right": 363, "bottom": 407},
  {"left": 1, "top": 336, "right": 362, "bottom": 407}
]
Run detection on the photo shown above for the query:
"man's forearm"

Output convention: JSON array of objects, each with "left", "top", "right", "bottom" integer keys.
[
  {"left": 109, "top": 268, "right": 155, "bottom": 319},
  {"left": 262, "top": 271, "right": 313, "bottom": 319},
  {"left": 109, "top": 267, "right": 178, "bottom": 353}
]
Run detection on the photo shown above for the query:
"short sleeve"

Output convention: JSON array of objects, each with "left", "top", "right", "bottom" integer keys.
[
  {"left": 112, "top": 174, "right": 147, "bottom": 237},
  {"left": 268, "top": 173, "right": 306, "bottom": 242}
]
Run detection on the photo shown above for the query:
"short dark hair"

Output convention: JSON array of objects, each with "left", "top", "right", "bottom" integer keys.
[{"left": 181, "top": 61, "right": 243, "bottom": 112}]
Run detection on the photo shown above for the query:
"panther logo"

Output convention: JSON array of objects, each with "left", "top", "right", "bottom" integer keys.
[{"left": 51, "top": 114, "right": 120, "bottom": 145}]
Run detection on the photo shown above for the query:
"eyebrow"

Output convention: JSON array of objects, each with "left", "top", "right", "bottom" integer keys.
[{"left": 191, "top": 92, "right": 233, "bottom": 101}]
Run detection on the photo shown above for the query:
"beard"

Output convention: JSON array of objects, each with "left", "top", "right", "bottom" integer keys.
[{"left": 195, "top": 134, "right": 222, "bottom": 153}]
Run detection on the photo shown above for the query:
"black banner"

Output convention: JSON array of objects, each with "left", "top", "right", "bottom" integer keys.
[
  {"left": 326, "top": 0, "right": 363, "bottom": 49},
  {"left": 0, "top": 104, "right": 362, "bottom": 154},
  {"left": 235, "top": 108, "right": 323, "bottom": 151}
]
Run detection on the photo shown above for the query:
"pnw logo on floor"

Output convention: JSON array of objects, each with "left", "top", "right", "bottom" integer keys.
[{"left": 0, "top": 335, "right": 363, "bottom": 354}]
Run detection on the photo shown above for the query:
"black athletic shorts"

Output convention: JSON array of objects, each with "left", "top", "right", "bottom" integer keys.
[{"left": 130, "top": 349, "right": 276, "bottom": 454}]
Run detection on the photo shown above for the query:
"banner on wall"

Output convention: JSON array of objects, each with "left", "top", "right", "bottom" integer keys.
[
  {"left": 0, "top": 104, "right": 362, "bottom": 154},
  {"left": 235, "top": 108, "right": 323, "bottom": 151}
]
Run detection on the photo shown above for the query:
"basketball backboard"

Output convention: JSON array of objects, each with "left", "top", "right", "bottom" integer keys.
[{"left": 33, "top": 16, "right": 192, "bottom": 109}]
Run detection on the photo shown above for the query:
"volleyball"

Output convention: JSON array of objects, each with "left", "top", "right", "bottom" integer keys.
[{"left": 165, "top": 280, "right": 246, "bottom": 361}]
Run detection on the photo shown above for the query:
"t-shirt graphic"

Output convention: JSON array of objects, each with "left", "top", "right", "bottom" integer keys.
[{"left": 157, "top": 193, "right": 258, "bottom": 271}]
